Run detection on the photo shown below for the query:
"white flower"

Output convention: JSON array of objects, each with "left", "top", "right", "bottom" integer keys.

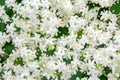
[{"left": 0, "top": 6, "right": 9, "bottom": 22}]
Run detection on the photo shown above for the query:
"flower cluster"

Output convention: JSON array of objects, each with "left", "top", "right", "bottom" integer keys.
[{"left": 0, "top": 0, "right": 120, "bottom": 80}]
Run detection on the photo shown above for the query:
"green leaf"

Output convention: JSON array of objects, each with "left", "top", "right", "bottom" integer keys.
[
  {"left": 35, "top": 47, "right": 42, "bottom": 60},
  {"left": 55, "top": 27, "right": 69, "bottom": 38},
  {"left": 45, "top": 45, "right": 56, "bottom": 56},
  {"left": 0, "top": 22, "right": 6, "bottom": 32},
  {"left": 0, "top": 71, "right": 4, "bottom": 79},
  {"left": 4, "top": 6, "right": 14, "bottom": 18},
  {"left": 97, "top": 44, "right": 106, "bottom": 48},
  {"left": 63, "top": 57, "right": 73, "bottom": 64},
  {"left": 99, "top": 66, "right": 112, "bottom": 80},
  {"left": 0, "top": 0, "right": 5, "bottom": 6},
  {"left": 110, "top": 1, "right": 120, "bottom": 14},
  {"left": 103, "top": 66, "right": 112, "bottom": 75},
  {"left": 46, "top": 48, "right": 55, "bottom": 56},
  {"left": 87, "top": 1, "right": 100, "bottom": 10},
  {"left": 74, "top": 12, "right": 82, "bottom": 17},
  {"left": 79, "top": 55, "right": 85, "bottom": 62},
  {"left": 70, "top": 70, "right": 89, "bottom": 80},
  {"left": 99, "top": 74, "right": 108, "bottom": 80},
  {"left": 53, "top": 70, "right": 62, "bottom": 80},
  {"left": 14, "top": 57, "right": 24, "bottom": 66},
  {"left": 16, "top": 0, "right": 22, "bottom": 4},
  {"left": 41, "top": 76, "right": 48, "bottom": 80},
  {"left": 2, "top": 42, "right": 15, "bottom": 54},
  {"left": 77, "top": 29, "right": 83, "bottom": 39},
  {"left": 15, "top": 27, "right": 21, "bottom": 33}
]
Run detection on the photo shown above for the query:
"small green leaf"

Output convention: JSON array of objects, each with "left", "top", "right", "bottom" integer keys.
[
  {"left": 70, "top": 70, "right": 89, "bottom": 80},
  {"left": 87, "top": 1, "right": 100, "bottom": 10},
  {"left": 55, "top": 27, "right": 69, "bottom": 38},
  {"left": 79, "top": 55, "right": 85, "bottom": 62},
  {"left": 41, "top": 76, "right": 48, "bottom": 80},
  {"left": 99, "top": 74, "right": 108, "bottom": 80},
  {"left": 74, "top": 12, "right": 82, "bottom": 17},
  {"left": 54, "top": 71, "right": 62, "bottom": 76},
  {"left": 0, "top": 0, "right": 5, "bottom": 6},
  {"left": 0, "top": 22, "right": 6, "bottom": 32},
  {"left": 103, "top": 66, "right": 112, "bottom": 75},
  {"left": 2, "top": 42, "right": 15, "bottom": 54},
  {"left": 97, "top": 44, "right": 106, "bottom": 48},
  {"left": 14, "top": 57, "right": 24, "bottom": 66},
  {"left": 46, "top": 49, "right": 55, "bottom": 56},
  {"left": 16, "top": 0, "right": 22, "bottom": 4},
  {"left": 35, "top": 47, "right": 42, "bottom": 60},
  {"left": 77, "top": 29, "right": 83, "bottom": 39},
  {"left": 46, "top": 45, "right": 56, "bottom": 56},
  {"left": 4, "top": 6, "right": 14, "bottom": 18},
  {"left": 15, "top": 27, "right": 21, "bottom": 33},
  {"left": 110, "top": 1, "right": 120, "bottom": 14},
  {"left": 63, "top": 57, "right": 73, "bottom": 64}
]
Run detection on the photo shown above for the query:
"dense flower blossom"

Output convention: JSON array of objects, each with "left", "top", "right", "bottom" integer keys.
[{"left": 0, "top": 0, "right": 120, "bottom": 80}]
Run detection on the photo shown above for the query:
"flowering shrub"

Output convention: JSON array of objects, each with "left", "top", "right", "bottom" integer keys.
[{"left": 0, "top": 0, "right": 120, "bottom": 80}]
